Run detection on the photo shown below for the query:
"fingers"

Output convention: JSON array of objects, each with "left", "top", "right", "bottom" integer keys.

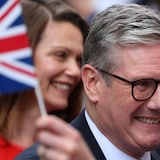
[
  {"left": 36, "top": 128, "right": 79, "bottom": 152},
  {"left": 36, "top": 115, "right": 78, "bottom": 137},
  {"left": 36, "top": 115, "right": 95, "bottom": 160},
  {"left": 38, "top": 145, "right": 69, "bottom": 160},
  {"left": 36, "top": 118, "right": 84, "bottom": 154}
]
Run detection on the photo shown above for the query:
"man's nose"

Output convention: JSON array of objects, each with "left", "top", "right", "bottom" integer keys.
[{"left": 147, "top": 85, "right": 160, "bottom": 110}]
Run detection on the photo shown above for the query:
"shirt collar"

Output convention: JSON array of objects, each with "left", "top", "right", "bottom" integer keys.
[{"left": 85, "top": 110, "right": 151, "bottom": 160}]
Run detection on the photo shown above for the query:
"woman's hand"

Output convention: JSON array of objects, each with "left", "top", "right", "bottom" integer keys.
[{"left": 36, "top": 115, "right": 95, "bottom": 160}]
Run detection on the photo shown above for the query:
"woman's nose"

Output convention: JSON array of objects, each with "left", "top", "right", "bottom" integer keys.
[{"left": 65, "top": 60, "right": 81, "bottom": 78}]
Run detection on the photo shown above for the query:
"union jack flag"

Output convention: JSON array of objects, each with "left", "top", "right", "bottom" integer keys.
[{"left": 0, "top": 0, "right": 38, "bottom": 94}]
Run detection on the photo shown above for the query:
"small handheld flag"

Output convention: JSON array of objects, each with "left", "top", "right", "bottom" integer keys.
[
  {"left": 0, "top": 0, "right": 47, "bottom": 116},
  {"left": 0, "top": 0, "right": 37, "bottom": 93}
]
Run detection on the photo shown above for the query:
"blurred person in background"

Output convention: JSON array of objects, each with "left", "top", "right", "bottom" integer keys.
[
  {"left": 93, "top": 0, "right": 160, "bottom": 12},
  {"left": 92, "top": 0, "right": 134, "bottom": 12},
  {"left": 0, "top": 0, "right": 88, "bottom": 159},
  {"left": 62, "top": 0, "right": 97, "bottom": 24},
  {"left": 134, "top": 0, "right": 160, "bottom": 11}
]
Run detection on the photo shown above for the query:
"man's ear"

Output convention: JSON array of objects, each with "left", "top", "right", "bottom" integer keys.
[{"left": 81, "top": 64, "right": 99, "bottom": 103}]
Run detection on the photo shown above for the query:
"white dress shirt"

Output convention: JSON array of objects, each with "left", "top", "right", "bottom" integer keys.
[{"left": 85, "top": 110, "right": 151, "bottom": 160}]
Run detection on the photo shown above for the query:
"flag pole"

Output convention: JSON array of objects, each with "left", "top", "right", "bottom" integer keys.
[
  {"left": 35, "top": 81, "right": 47, "bottom": 116},
  {"left": 35, "top": 82, "right": 47, "bottom": 160}
]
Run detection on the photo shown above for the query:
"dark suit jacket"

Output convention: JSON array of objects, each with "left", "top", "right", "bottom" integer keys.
[{"left": 15, "top": 110, "right": 160, "bottom": 160}]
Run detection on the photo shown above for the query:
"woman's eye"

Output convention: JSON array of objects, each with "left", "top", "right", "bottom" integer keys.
[{"left": 55, "top": 52, "right": 67, "bottom": 59}]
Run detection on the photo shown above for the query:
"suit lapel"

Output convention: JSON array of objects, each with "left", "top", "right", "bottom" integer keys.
[
  {"left": 71, "top": 110, "right": 106, "bottom": 160},
  {"left": 151, "top": 149, "right": 160, "bottom": 160}
]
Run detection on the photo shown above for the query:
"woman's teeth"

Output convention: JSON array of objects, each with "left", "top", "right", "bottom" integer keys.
[{"left": 54, "top": 82, "right": 70, "bottom": 90}]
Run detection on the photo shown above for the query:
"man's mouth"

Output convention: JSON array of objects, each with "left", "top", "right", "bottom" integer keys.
[{"left": 135, "top": 117, "right": 160, "bottom": 124}]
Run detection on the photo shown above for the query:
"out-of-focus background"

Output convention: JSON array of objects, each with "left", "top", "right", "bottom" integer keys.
[
  {"left": 93, "top": 0, "right": 133, "bottom": 12},
  {"left": 68, "top": 0, "right": 160, "bottom": 24},
  {"left": 93, "top": 0, "right": 160, "bottom": 12}
]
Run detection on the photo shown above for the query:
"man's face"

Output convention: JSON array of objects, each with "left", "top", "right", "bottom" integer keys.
[{"left": 93, "top": 45, "right": 160, "bottom": 157}]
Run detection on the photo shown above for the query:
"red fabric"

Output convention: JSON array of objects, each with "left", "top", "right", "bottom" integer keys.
[{"left": 0, "top": 136, "right": 25, "bottom": 160}]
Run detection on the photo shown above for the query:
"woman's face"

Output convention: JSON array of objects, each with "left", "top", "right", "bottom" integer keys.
[{"left": 34, "top": 21, "right": 83, "bottom": 112}]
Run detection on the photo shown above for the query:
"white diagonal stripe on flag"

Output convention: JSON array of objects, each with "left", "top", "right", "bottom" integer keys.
[
  {"left": 1, "top": 1, "right": 21, "bottom": 30},
  {"left": 0, "top": 63, "right": 38, "bottom": 87},
  {"left": 0, "top": 48, "right": 32, "bottom": 60}
]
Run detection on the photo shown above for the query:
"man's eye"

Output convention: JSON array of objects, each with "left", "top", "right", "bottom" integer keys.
[{"left": 135, "top": 80, "right": 152, "bottom": 91}]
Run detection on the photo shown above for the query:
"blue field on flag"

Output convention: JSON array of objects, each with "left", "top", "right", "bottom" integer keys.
[{"left": 0, "top": 0, "right": 38, "bottom": 94}]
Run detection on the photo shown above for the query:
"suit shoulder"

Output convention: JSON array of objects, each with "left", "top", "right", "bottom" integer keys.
[{"left": 14, "top": 143, "right": 40, "bottom": 160}]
